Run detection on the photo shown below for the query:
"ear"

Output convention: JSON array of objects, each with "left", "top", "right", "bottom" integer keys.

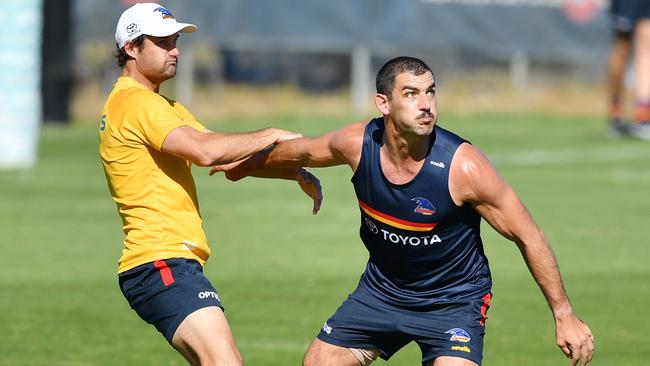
[
  {"left": 375, "top": 93, "right": 390, "bottom": 115},
  {"left": 123, "top": 41, "right": 140, "bottom": 59}
]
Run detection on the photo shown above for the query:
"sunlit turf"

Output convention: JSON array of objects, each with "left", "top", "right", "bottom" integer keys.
[{"left": 1, "top": 112, "right": 648, "bottom": 365}]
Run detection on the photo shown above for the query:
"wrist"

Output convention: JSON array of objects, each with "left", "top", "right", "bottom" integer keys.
[{"left": 552, "top": 302, "right": 574, "bottom": 321}]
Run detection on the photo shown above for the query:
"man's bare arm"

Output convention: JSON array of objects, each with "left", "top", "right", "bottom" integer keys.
[
  {"left": 449, "top": 143, "right": 594, "bottom": 366},
  {"left": 210, "top": 122, "right": 367, "bottom": 180},
  {"left": 161, "top": 125, "right": 302, "bottom": 167}
]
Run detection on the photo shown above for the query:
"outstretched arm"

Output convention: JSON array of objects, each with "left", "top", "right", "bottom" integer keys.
[
  {"left": 210, "top": 122, "right": 366, "bottom": 179},
  {"left": 209, "top": 122, "right": 366, "bottom": 215},
  {"left": 161, "top": 125, "right": 302, "bottom": 167},
  {"left": 449, "top": 143, "right": 594, "bottom": 366}
]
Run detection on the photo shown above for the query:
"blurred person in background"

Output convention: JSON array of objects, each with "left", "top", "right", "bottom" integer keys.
[
  {"left": 213, "top": 56, "right": 595, "bottom": 366},
  {"left": 607, "top": 0, "right": 650, "bottom": 139},
  {"left": 99, "top": 3, "right": 321, "bottom": 365}
]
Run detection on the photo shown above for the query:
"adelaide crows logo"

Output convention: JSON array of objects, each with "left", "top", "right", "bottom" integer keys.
[
  {"left": 445, "top": 328, "right": 471, "bottom": 343},
  {"left": 153, "top": 7, "right": 175, "bottom": 19},
  {"left": 411, "top": 197, "right": 435, "bottom": 216}
]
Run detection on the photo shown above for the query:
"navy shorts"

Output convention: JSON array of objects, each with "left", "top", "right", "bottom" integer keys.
[
  {"left": 118, "top": 258, "right": 223, "bottom": 343},
  {"left": 610, "top": 0, "right": 650, "bottom": 34},
  {"left": 317, "top": 286, "right": 492, "bottom": 365}
]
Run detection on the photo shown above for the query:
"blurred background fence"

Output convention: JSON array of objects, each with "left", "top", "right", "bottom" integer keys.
[
  {"left": 3, "top": 0, "right": 612, "bottom": 166},
  {"left": 74, "top": 0, "right": 609, "bottom": 112}
]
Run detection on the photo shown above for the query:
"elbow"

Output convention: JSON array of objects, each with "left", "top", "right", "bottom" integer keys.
[
  {"left": 195, "top": 156, "right": 216, "bottom": 167},
  {"left": 191, "top": 149, "right": 218, "bottom": 167}
]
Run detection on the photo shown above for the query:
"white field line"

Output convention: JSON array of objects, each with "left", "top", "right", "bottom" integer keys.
[{"left": 487, "top": 145, "right": 650, "bottom": 167}]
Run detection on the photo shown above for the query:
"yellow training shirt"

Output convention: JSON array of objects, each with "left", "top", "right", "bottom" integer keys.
[{"left": 99, "top": 77, "right": 210, "bottom": 273}]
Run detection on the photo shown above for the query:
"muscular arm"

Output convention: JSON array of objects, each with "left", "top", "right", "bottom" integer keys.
[
  {"left": 212, "top": 122, "right": 366, "bottom": 180},
  {"left": 449, "top": 143, "right": 594, "bottom": 366},
  {"left": 161, "top": 125, "right": 301, "bottom": 167}
]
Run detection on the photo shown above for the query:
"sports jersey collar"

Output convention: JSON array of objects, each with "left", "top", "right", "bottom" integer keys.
[{"left": 115, "top": 76, "right": 152, "bottom": 91}]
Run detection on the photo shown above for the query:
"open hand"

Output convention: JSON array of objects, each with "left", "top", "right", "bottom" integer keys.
[{"left": 296, "top": 168, "right": 322, "bottom": 215}]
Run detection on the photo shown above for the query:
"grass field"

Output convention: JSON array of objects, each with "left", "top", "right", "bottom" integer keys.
[{"left": 1, "top": 111, "right": 649, "bottom": 365}]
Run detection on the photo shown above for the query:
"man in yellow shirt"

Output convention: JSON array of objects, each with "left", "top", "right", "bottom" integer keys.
[{"left": 99, "top": 3, "right": 321, "bottom": 364}]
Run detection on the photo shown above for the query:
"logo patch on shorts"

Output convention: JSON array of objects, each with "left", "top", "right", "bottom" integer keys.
[
  {"left": 197, "top": 291, "right": 219, "bottom": 300},
  {"left": 322, "top": 322, "right": 332, "bottom": 334},
  {"left": 445, "top": 328, "right": 471, "bottom": 343},
  {"left": 451, "top": 345, "right": 471, "bottom": 353}
]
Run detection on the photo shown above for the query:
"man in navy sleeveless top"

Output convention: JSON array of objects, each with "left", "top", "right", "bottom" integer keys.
[{"left": 212, "top": 57, "right": 594, "bottom": 366}]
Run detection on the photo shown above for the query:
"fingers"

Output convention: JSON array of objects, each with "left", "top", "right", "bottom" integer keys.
[
  {"left": 296, "top": 169, "right": 323, "bottom": 215},
  {"left": 312, "top": 186, "right": 323, "bottom": 215},
  {"left": 560, "top": 344, "right": 570, "bottom": 358},
  {"left": 307, "top": 174, "right": 322, "bottom": 215},
  {"left": 580, "top": 329, "right": 595, "bottom": 365},
  {"left": 577, "top": 323, "right": 595, "bottom": 365},
  {"left": 312, "top": 195, "right": 322, "bottom": 215},
  {"left": 209, "top": 166, "right": 221, "bottom": 175},
  {"left": 559, "top": 330, "right": 594, "bottom": 366}
]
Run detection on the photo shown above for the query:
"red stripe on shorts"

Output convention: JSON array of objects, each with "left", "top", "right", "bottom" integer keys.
[
  {"left": 480, "top": 293, "right": 492, "bottom": 326},
  {"left": 154, "top": 260, "right": 175, "bottom": 286}
]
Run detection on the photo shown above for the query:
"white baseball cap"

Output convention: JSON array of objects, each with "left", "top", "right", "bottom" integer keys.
[{"left": 115, "top": 3, "right": 197, "bottom": 49}]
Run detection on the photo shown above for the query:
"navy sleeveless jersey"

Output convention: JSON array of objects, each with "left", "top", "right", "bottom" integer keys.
[{"left": 351, "top": 118, "right": 492, "bottom": 308}]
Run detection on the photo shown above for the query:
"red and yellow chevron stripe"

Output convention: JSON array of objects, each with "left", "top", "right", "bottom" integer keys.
[{"left": 359, "top": 200, "right": 437, "bottom": 232}]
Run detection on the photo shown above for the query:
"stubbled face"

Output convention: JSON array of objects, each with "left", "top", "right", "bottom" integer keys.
[
  {"left": 133, "top": 34, "right": 180, "bottom": 85},
  {"left": 386, "top": 71, "right": 437, "bottom": 136}
]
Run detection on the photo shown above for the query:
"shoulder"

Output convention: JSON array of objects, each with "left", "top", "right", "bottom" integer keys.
[
  {"left": 117, "top": 85, "right": 174, "bottom": 108},
  {"left": 453, "top": 143, "right": 491, "bottom": 175},
  {"left": 449, "top": 143, "right": 503, "bottom": 205},
  {"left": 330, "top": 119, "right": 371, "bottom": 169},
  {"left": 330, "top": 120, "right": 369, "bottom": 151},
  {"left": 333, "top": 120, "right": 368, "bottom": 142}
]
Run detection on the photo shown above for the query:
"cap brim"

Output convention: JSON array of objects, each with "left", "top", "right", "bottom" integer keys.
[{"left": 142, "top": 22, "right": 197, "bottom": 38}]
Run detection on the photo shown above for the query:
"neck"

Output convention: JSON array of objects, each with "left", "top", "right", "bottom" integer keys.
[
  {"left": 382, "top": 118, "right": 430, "bottom": 163},
  {"left": 121, "top": 64, "right": 160, "bottom": 92},
  {"left": 379, "top": 118, "right": 430, "bottom": 185}
]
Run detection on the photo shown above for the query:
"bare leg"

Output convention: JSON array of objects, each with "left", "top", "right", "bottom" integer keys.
[
  {"left": 172, "top": 306, "right": 243, "bottom": 366},
  {"left": 303, "top": 338, "right": 374, "bottom": 366},
  {"left": 634, "top": 19, "right": 650, "bottom": 122},
  {"left": 606, "top": 32, "right": 632, "bottom": 137},
  {"left": 608, "top": 33, "right": 632, "bottom": 118},
  {"left": 629, "top": 19, "right": 650, "bottom": 139},
  {"left": 428, "top": 356, "right": 479, "bottom": 366}
]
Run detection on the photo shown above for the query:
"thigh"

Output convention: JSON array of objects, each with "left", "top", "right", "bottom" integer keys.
[
  {"left": 428, "top": 356, "right": 478, "bottom": 366},
  {"left": 316, "top": 292, "right": 411, "bottom": 361},
  {"left": 405, "top": 294, "right": 491, "bottom": 365},
  {"left": 119, "top": 258, "right": 225, "bottom": 343},
  {"left": 172, "top": 306, "right": 242, "bottom": 366},
  {"left": 303, "top": 338, "right": 364, "bottom": 366}
]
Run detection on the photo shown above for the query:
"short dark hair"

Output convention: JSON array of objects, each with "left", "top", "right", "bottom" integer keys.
[
  {"left": 376, "top": 56, "right": 433, "bottom": 98},
  {"left": 114, "top": 35, "right": 145, "bottom": 68}
]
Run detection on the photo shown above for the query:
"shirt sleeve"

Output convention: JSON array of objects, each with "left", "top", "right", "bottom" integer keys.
[{"left": 126, "top": 92, "right": 190, "bottom": 151}]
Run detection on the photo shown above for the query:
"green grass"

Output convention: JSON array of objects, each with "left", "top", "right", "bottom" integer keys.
[{"left": 1, "top": 112, "right": 649, "bottom": 365}]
